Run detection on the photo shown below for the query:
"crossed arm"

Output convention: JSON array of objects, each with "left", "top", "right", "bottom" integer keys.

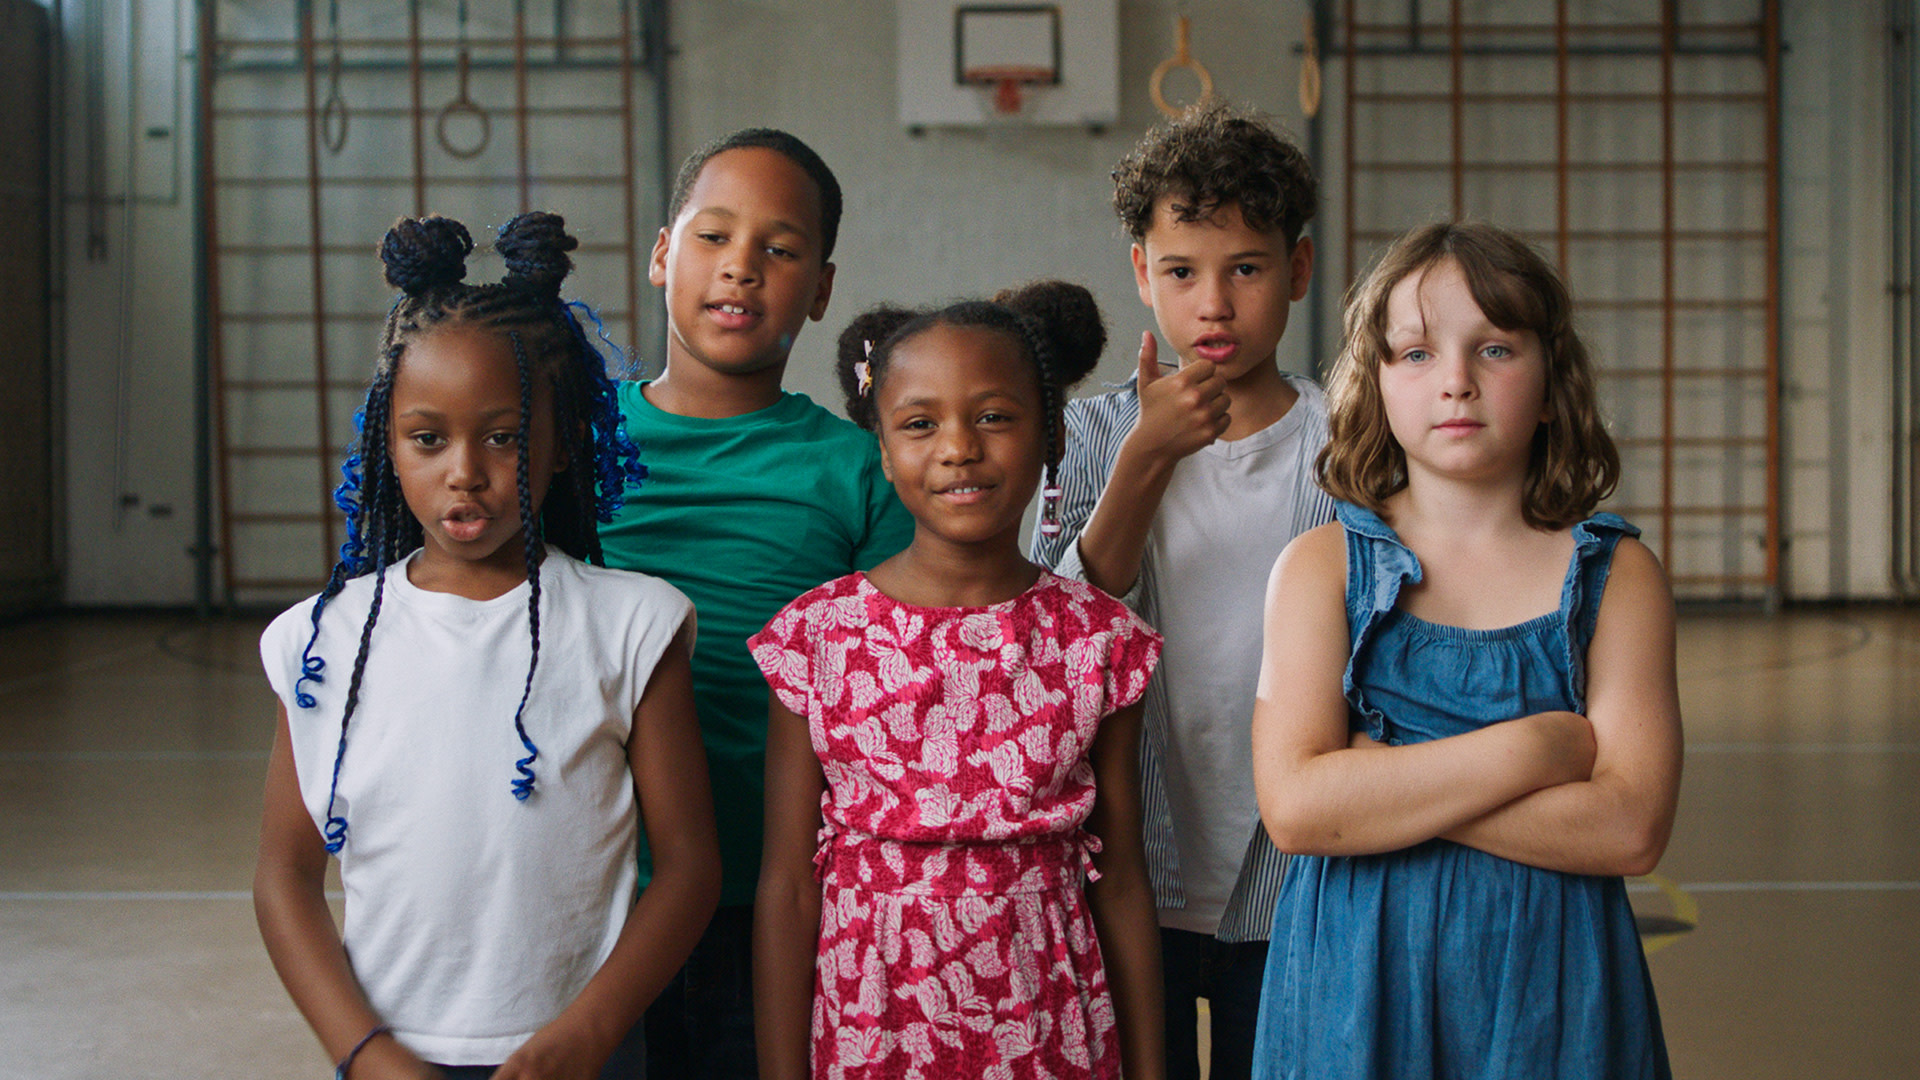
[{"left": 1250, "top": 524, "right": 1682, "bottom": 877}]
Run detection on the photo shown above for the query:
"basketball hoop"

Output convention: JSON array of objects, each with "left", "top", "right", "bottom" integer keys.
[{"left": 962, "top": 64, "right": 1057, "bottom": 116}]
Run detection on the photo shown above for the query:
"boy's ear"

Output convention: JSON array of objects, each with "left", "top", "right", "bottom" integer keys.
[
  {"left": 1130, "top": 243, "right": 1153, "bottom": 308},
  {"left": 1289, "top": 235, "right": 1316, "bottom": 301},
  {"left": 646, "top": 226, "right": 672, "bottom": 289},
  {"left": 808, "top": 261, "right": 837, "bottom": 322}
]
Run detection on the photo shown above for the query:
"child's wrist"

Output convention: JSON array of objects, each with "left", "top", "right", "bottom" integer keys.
[
  {"left": 333, "top": 1023, "right": 391, "bottom": 1079},
  {"left": 1114, "top": 434, "right": 1180, "bottom": 483}
]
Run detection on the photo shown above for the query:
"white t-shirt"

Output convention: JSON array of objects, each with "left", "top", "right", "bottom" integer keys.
[
  {"left": 261, "top": 549, "right": 693, "bottom": 1065},
  {"left": 1146, "top": 378, "right": 1328, "bottom": 935}
]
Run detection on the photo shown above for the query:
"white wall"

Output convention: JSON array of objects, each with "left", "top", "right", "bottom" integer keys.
[
  {"left": 664, "top": 0, "right": 1320, "bottom": 408},
  {"left": 1780, "top": 1, "right": 1897, "bottom": 599},
  {"left": 52, "top": 0, "right": 1910, "bottom": 604}
]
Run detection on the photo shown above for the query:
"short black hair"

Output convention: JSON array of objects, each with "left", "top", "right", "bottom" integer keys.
[
  {"left": 1112, "top": 100, "right": 1318, "bottom": 246},
  {"left": 666, "top": 128, "right": 843, "bottom": 261}
]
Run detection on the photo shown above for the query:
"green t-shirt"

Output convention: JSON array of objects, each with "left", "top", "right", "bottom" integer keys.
[{"left": 600, "top": 381, "right": 915, "bottom": 905}]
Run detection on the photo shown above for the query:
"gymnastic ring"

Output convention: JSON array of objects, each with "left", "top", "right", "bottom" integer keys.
[
  {"left": 1151, "top": 56, "right": 1213, "bottom": 118},
  {"left": 437, "top": 98, "right": 491, "bottom": 159},
  {"left": 321, "top": 89, "right": 350, "bottom": 154},
  {"left": 320, "top": 53, "right": 349, "bottom": 154},
  {"left": 1150, "top": 16, "right": 1214, "bottom": 118}
]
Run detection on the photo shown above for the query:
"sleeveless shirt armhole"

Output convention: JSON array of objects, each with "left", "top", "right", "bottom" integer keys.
[
  {"left": 1559, "top": 512, "right": 1641, "bottom": 712},
  {"left": 1335, "top": 502, "right": 1422, "bottom": 745}
]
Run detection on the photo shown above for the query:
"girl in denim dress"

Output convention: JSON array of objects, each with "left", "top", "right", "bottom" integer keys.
[{"left": 1248, "top": 222, "right": 1681, "bottom": 1079}]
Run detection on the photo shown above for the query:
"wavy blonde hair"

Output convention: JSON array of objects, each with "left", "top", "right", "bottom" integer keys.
[{"left": 1318, "top": 221, "right": 1619, "bottom": 529}]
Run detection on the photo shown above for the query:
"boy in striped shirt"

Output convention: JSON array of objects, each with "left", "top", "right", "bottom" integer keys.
[{"left": 1030, "top": 101, "right": 1333, "bottom": 1080}]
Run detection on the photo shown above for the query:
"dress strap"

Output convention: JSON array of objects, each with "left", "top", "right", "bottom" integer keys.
[
  {"left": 1560, "top": 512, "right": 1640, "bottom": 711},
  {"left": 1336, "top": 502, "right": 1422, "bottom": 743}
]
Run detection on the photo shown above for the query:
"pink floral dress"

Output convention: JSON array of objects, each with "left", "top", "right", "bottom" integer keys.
[{"left": 750, "top": 571, "right": 1161, "bottom": 1080}]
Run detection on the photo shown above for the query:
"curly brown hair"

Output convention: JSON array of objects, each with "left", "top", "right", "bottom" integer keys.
[
  {"left": 1111, "top": 100, "right": 1318, "bottom": 245},
  {"left": 1318, "top": 221, "right": 1620, "bottom": 530}
]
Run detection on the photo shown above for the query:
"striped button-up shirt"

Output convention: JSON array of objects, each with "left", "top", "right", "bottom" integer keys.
[{"left": 1030, "top": 372, "right": 1337, "bottom": 942}]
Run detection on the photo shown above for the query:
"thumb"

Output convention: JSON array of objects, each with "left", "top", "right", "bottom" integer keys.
[{"left": 1136, "top": 332, "right": 1161, "bottom": 386}]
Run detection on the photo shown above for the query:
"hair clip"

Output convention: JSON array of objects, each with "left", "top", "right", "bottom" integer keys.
[{"left": 855, "top": 344, "right": 873, "bottom": 397}]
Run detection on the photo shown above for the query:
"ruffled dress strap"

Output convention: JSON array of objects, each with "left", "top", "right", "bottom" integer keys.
[
  {"left": 1335, "top": 501, "right": 1421, "bottom": 744},
  {"left": 1561, "top": 511, "right": 1640, "bottom": 711}
]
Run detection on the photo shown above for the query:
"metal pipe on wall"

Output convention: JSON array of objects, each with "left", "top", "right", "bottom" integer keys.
[{"left": 1895, "top": 0, "right": 1920, "bottom": 597}]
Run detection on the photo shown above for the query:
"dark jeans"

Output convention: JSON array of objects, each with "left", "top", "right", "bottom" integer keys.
[
  {"left": 1161, "top": 926, "right": 1269, "bottom": 1080},
  {"left": 643, "top": 904, "right": 758, "bottom": 1080},
  {"left": 432, "top": 1009, "right": 647, "bottom": 1079}
]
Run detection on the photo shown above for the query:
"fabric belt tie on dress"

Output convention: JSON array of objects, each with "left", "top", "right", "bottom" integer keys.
[{"left": 813, "top": 828, "right": 1103, "bottom": 896}]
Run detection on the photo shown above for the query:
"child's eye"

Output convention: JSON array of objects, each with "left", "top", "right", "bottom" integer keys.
[
  {"left": 407, "top": 431, "right": 444, "bottom": 448},
  {"left": 696, "top": 231, "right": 726, "bottom": 245},
  {"left": 1233, "top": 263, "right": 1261, "bottom": 276},
  {"left": 1400, "top": 348, "right": 1430, "bottom": 364},
  {"left": 978, "top": 411, "right": 1015, "bottom": 426},
  {"left": 901, "top": 417, "right": 935, "bottom": 433},
  {"left": 1482, "top": 343, "right": 1512, "bottom": 359},
  {"left": 485, "top": 431, "right": 521, "bottom": 448},
  {"left": 766, "top": 244, "right": 797, "bottom": 259},
  {"left": 1167, "top": 266, "right": 1192, "bottom": 280}
]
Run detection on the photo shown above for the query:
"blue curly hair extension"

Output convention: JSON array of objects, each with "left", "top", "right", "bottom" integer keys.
[
  {"left": 292, "top": 210, "right": 648, "bottom": 852},
  {"left": 560, "top": 298, "right": 649, "bottom": 520}
]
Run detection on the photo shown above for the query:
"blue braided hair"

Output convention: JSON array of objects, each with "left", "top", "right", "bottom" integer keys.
[{"left": 292, "top": 211, "right": 647, "bottom": 853}]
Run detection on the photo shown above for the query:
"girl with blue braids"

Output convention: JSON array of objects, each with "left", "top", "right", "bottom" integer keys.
[{"left": 255, "top": 212, "right": 721, "bottom": 1080}]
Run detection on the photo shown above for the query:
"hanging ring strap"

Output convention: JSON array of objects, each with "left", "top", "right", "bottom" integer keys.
[
  {"left": 1299, "top": 10, "right": 1323, "bottom": 119},
  {"left": 320, "top": 0, "right": 348, "bottom": 153},
  {"left": 322, "top": 50, "right": 349, "bottom": 153},
  {"left": 1150, "top": 14, "right": 1214, "bottom": 118},
  {"left": 436, "top": 3, "right": 491, "bottom": 159}
]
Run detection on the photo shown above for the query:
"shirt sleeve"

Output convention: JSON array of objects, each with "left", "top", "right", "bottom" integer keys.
[
  {"left": 1101, "top": 606, "right": 1163, "bottom": 712},
  {"left": 748, "top": 599, "right": 815, "bottom": 716},
  {"left": 1030, "top": 391, "right": 1145, "bottom": 609}
]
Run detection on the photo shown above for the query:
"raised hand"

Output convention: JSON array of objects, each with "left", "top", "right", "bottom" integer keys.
[{"left": 1127, "top": 331, "right": 1230, "bottom": 463}]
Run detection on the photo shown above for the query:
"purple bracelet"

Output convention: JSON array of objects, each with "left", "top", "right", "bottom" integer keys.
[{"left": 334, "top": 1024, "right": 390, "bottom": 1080}]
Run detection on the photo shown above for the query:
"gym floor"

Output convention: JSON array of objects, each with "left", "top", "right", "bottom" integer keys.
[{"left": 0, "top": 607, "right": 1915, "bottom": 1078}]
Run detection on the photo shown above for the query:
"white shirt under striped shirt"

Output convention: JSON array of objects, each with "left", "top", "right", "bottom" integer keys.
[{"left": 1030, "top": 370, "right": 1336, "bottom": 942}]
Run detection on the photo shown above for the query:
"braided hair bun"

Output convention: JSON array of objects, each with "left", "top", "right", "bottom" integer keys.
[
  {"left": 497, "top": 211, "right": 577, "bottom": 298},
  {"left": 994, "top": 280, "right": 1107, "bottom": 390},
  {"left": 380, "top": 215, "right": 473, "bottom": 295}
]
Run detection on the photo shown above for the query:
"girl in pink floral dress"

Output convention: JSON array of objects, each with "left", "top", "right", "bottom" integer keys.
[{"left": 751, "top": 282, "right": 1167, "bottom": 1080}]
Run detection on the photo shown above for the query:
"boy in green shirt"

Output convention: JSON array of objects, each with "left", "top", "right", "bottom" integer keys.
[{"left": 597, "top": 129, "right": 913, "bottom": 1080}]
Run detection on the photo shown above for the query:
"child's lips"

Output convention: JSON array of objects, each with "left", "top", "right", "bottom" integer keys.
[
  {"left": 1191, "top": 336, "right": 1238, "bottom": 362},
  {"left": 936, "top": 482, "right": 995, "bottom": 505},
  {"left": 442, "top": 508, "right": 491, "bottom": 542},
  {"left": 706, "top": 301, "right": 761, "bottom": 330}
]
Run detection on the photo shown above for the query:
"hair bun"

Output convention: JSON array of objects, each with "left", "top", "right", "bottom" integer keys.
[
  {"left": 497, "top": 211, "right": 577, "bottom": 297},
  {"left": 995, "top": 280, "right": 1106, "bottom": 387},
  {"left": 381, "top": 215, "right": 474, "bottom": 295}
]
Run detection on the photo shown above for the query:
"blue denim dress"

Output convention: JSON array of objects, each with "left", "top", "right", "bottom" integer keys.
[{"left": 1251, "top": 503, "right": 1671, "bottom": 1080}]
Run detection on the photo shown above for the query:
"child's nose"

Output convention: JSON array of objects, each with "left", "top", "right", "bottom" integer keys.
[
  {"left": 937, "top": 426, "right": 982, "bottom": 464},
  {"left": 1196, "top": 275, "right": 1233, "bottom": 319},
  {"left": 719, "top": 242, "right": 762, "bottom": 285},
  {"left": 1439, "top": 352, "right": 1478, "bottom": 398},
  {"left": 447, "top": 443, "right": 487, "bottom": 488}
]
